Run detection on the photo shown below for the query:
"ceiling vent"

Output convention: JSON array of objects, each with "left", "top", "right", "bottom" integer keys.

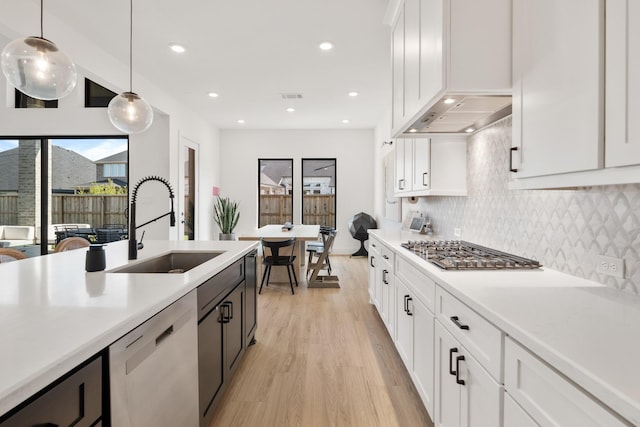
[{"left": 280, "top": 93, "right": 303, "bottom": 100}]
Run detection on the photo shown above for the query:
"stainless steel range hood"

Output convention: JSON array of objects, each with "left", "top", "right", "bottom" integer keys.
[{"left": 404, "top": 95, "right": 512, "bottom": 134}]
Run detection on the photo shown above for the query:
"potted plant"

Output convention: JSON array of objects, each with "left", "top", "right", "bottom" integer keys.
[{"left": 213, "top": 196, "right": 240, "bottom": 240}]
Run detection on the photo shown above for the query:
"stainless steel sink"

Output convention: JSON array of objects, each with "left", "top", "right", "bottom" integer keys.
[{"left": 110, "top": 251, "right": 223, "bottom": 274}]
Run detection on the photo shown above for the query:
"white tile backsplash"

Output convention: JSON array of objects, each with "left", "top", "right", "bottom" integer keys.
[{"left": 408, "top": 116, "right": 640, "bottom": 294}]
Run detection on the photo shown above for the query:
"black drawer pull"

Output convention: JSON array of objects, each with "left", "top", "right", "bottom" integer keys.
[
  {"left": 370, "top": 256, "right": 375, "bottom": 268},
  {"left": 455, "top": 355, "right": 466, "bottom": 385},
  {"left": 509, "top": 146, "right": 518, "bottom": 173},
  {"left": 406, "top": 297, "right": 413, "bottom": 316},
  {"left": 450, "top": 316, "right": 470, "bottom": 330},
  {"left": 449, "top": 347, "right": 458, "bottom": 376},
  {"left": 382, "top": 270, "right": 389, "bottom": 285}
]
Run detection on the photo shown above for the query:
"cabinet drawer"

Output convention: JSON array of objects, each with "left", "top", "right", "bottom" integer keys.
[
  {"left": 369, "top": 237, "right": 382, "bottom": 256},
  {"left": 1, "top": 355, "right": 103, "bottom": 427},
  {"left": 435, "top": 287, "right": 503, "bottom": 381},
  {"left": 380, "top": 244, "right": 395, "bottom": 269},
  {"left": 395, "top": 256, "right": 435, "bottom": 312},
  {"left": 504, "top": 393, "right": 538, "bottom": 427},
  {"left": 505, "top": 337, "right": 631, "bottom": 427}
]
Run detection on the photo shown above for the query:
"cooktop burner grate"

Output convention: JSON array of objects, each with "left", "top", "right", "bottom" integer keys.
[{"left": 400, "top": 240, "right": 541, "bottom": 270}]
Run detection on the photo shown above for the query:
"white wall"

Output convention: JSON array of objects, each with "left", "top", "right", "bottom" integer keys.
[
  {"left": 0, "top": 5, "right": 220, "bottom": 241},
  {"left": 219, "top": 129, "right": 375, "bottom": 254}
]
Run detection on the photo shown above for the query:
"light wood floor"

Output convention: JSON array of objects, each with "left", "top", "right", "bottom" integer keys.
[{"left": 208, "top": 255, "right": 434, "bottom": 427}]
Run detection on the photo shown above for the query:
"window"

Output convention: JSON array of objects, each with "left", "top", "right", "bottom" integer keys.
[
  {"left": 0, "top": 137, "right": 128, "bottom": 257},
  {"left": 84, "top": 78, "right": 117, "bottom": 107},
  {"left": 258, "top": 159, "right": 293, "bottom": 227},
  {"left": 103, "top": 163, "right": 126, "bottom": 177},
  {"left": 301, "top": 159, "right": 336, "bottom": 228},
  {"left": 15, "top": 89, "right": 58, "bottom": 108}
]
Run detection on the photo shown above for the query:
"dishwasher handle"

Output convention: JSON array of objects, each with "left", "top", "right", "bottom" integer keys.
[{"left": 155, "top": 325, "right": 174, "bottom": 346}]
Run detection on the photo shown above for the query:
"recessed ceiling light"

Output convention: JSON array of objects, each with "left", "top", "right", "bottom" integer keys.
[
  {"left": 168, "top": 43, "right": 186, "bottom": 53},
  {"left": 444, "top": 98, "right": 456, "bottom": 104},
  {"left": 465, "top": 128, "right": 474, "bottom": 133},
  {"left": 208, "top": 92, "right": 219, "bottom": 98},
  {"left": 237, "top": 119, "right": 245, "bottom": 124},
  {"left": 342, "top": 119, "right": 349, "bottom": 124},
  {"left": 348, "top": 91, "right": 359, "bottom": 97},
  {"left": 286, "top": 107, "right": 295, "bottom": 113},
  {"left": 409, "top": 128, "right": 417, "bottom": 133},
  {"left": 319, "top": 41, "right": 334, "bottom": 51}
]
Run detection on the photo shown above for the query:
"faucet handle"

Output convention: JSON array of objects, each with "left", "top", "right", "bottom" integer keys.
[{"left": 137, "top": 230, "right": 145, "bottom": 250}]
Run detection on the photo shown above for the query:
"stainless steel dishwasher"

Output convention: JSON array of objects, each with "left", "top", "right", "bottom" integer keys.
[{"left": 110, "top": 290, "right": 198, "bottom": 427}]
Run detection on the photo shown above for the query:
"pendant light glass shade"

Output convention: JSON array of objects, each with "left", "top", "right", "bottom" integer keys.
[
  {"left": 107, "top": 91, "right": 153, "bottom": 134},
  {"left": 108, "top": 0, "right": 153, "bottom": 134},
  {"left": 1, "top": 36, "right": 77, "bottom": 101}
]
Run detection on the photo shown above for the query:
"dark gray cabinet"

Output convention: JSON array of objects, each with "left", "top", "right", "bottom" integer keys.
[
  {"left": 0, "top": 354, "right": 105, "bottom": 427},
  {"left": 197, "top": 252, "right": 257, "bottom": 427}
]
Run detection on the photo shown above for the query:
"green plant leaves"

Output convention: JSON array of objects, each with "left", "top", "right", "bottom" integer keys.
[{"left": 213, "top": 196, "right": 240, "bottom": 234}]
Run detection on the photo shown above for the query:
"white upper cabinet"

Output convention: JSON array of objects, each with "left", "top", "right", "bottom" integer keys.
[
  {"left": 390, "top": 0, "right": 512, "bottom": 136},
  {"left": 394, "top": 136, "right": 467, "bottom": 197},
  {"left": 511, "top": 0, "right": 604, "bottom": 178},
  {"left": 606, "top": 0, "right": 640, "bottom": 167}
]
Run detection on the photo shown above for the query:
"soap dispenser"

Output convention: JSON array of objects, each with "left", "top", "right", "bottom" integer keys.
[{"left": 85, "top": 244, "right": 106, "bottom": 272}]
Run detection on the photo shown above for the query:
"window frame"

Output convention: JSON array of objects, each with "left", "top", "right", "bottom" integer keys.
[
  {"left": 300, "top": 158, "right": 336, "bottom": 229},
  {"left": 258, "top": 158, "right": 294, "bottom": 228}
]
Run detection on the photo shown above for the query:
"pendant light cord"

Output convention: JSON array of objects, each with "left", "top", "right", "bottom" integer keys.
[
  {"left": 40, "top": 0, "right": 44, "bottom": 38},
  {"left": 129, "top": 0, "right": 133, "bottom": 92}
]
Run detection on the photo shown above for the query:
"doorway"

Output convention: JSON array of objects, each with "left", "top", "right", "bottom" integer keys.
[{"left": 181, "top": 138, "right": 199, "bottom": 240}]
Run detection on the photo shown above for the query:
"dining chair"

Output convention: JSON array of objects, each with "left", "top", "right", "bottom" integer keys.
[
  {"left": 260, "top": 238, "right": 298, "bottom": 295},
  {"left": 54, "top": 237, "right": 90, "bottom": 253},
  {"left": 306, "top": 226, "right": 335, "bottom": 276},
  {"left": 0, "top": 248, "right": 27, "bottom": 263},
  {"left": 307, "top": 230, "right": 339, "bottom": 287}
]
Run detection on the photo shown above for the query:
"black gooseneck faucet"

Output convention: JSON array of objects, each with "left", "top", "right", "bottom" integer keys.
[{"left": 128, "top": 176, "right": 176, "bottom": 260}]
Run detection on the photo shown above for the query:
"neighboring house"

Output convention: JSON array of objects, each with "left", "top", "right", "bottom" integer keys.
[
  {"left": 0, "top": 145, "right": 96, "bottom": 193},
  {"left": 95, "top": 151, "right": 128, "bottom": 185}
]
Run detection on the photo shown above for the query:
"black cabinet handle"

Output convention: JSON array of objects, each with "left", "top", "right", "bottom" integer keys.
[
  {"left": 382, "top": 254, "right": 389, "bottom": 260},
  {"left": 450, "top": 316, "right": 470, "bottom": 330},
  {"left": 372, "top": 243, "right": 377, "bottom": 248},
  {"left": 404, "top": 295, "right": 410, "bottom": 313},
  {"left": 455, "top": 355, "right": 466, "bottom": 385},
  {"left": 423, "top": 172, "right": 429, "bottom": 187},
  {"left": 510, "top": 147, "right": 518, "bottom": 173},
  {"left": 219, "top": 303, "right": 231, "bottom": 324},
  {"left": 370, "top": 256, "right": 375, "bottom": 268},
  {"left": 382, "top": 270, "right": 389, "bottom": 285},
  {"left": 449, "top": 347, "right": 458, "bottom": 376},
  {"left": 228, "top": 301, "right": 234, "bottom": 320},
  {"left": 406, "top": 297, "right": 413, "bottom": 316}
]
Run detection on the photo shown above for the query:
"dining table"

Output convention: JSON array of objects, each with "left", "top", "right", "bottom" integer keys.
[{"left": 239, "top": 224, "right": 320, "bottom": 284}]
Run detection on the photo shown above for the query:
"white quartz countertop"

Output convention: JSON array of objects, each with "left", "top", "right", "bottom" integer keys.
[
  {"left": 369, "top": 229, "right": 640, "bottom": 426},
  {"left": 0, "top": 239, "right": 259, "bottom": 416}
]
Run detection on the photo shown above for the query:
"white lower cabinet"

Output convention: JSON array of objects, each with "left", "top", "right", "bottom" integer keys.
[
  {"left": 435, "top": 321, "right": 503, "bottom": 427},
  {"left": 368, "top": 238, "right": 381, "bottom": 305},
  {"left": 504, "top": 393, "right": 538, "bottom": 427},
  {"left": 504, "top": 337, "right": 631, "bottom": 427},
  {"left": 395, "top": 278, "right": 435, "bottom": 416}
]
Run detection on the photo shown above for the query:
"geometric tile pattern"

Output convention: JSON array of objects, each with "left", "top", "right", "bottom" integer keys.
[{"left": 407, "top": 117, "right": 640, "bottom": 294}]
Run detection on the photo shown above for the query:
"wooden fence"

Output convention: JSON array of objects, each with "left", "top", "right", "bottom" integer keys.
[
  {"left": 259, "top": 194, "right": 335, "bottom": 227},
  {"left": 0, "top": 194, "right": 128, "bottom": 227}
]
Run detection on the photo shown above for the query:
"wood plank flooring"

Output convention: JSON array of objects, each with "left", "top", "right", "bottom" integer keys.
[{"left": 208, "top": 255, "right": 434, "bottom": 427}]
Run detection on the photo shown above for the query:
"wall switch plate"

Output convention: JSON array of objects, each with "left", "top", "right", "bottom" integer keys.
[
  {"left": 453, "top": 228, "right": 461, "bottom": 238},
  {"left": 596, "top": 255, "right": 624, "bottom": 278}
]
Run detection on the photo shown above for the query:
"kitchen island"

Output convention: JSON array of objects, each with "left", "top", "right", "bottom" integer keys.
[
  {"left": 0, "top": 239, "right": 259, "bottom": 421},
  {"left": 369, "top": 229, "right": 640, "bottom": 426}
]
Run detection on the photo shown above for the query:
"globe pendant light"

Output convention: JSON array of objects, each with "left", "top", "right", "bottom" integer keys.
[
  {"left": 0, "top": 0, "right": 77, "bottom": 100},
  {"left": 108, "top": 0, "right": 153, "bottom": 134}
]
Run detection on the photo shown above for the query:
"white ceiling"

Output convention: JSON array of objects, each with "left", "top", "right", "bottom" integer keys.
[{"left": 23, "top": 0, "right": 392, "bottom": 130}]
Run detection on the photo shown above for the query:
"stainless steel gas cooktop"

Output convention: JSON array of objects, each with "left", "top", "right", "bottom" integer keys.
[{"left": 400, "top": 240, "right": 541, "bottom": 270}]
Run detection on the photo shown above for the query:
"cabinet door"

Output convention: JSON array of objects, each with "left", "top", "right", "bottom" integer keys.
[
  {"left": 395, "top": 278, "right": 413, "bottom": 368},
  {"left": 413, "top": 296, "right": 435, "bottom": 419},
  {"left": 605, "top": 0, "right": 640, "bottom": 167},
  {"left": 504, "top": 394, "right": 538, "bottom": 427},
  {"left": 394, "top": 139, "right": 408, "bottom": 193},
  {"left": 512, "top": 0, "right": 603, "bottom": 178},
  {"left": 404, "top": 0, "right": 421, "bottom": 118},
  {"left": 392, "top": 5, "right": 405, "bottom": 130},
  {"left": 419, "top": 0, "right": 444, "bottom": 105},
  {"left": 458, "top": 347, "right": 503, "bottom": 427},
  {"left": 380, "top": 259, "right": 394, "bottom": 334},
  {"left": 368, "top": 251, "right": 378, "bottom": 304},
  {"left": 224, "top": 284, "right": 245, "bottom": 377},
  {"left": 198, "top": 305, "right": 224, "bottom": 422},
  {"left": 245, "top": 251, "right": 257, "bottom": 343},
  {"left": 435, "top": 322, "right": 461, "bottom": 427},
  {"left": 413, "top": 138, "right": 430, "bottom": 191}
]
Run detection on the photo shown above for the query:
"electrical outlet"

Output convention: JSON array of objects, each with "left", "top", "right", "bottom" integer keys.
[
  {"left": 453, "top": 228, "right": 461, "bottom": 238},
  {"left": 595, "top": 255, "right": 624, "bottom": 278}
]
